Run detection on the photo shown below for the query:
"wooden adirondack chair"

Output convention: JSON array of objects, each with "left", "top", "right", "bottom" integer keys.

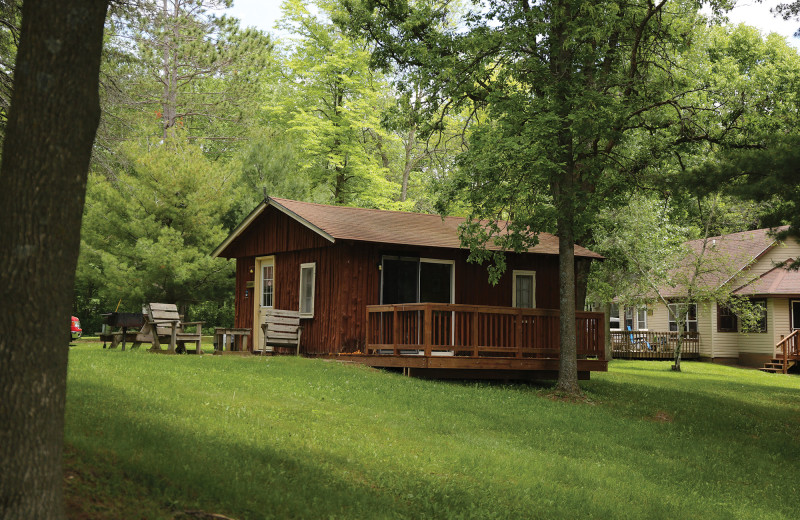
[
  {"left": 258, "top": 309, "right": 303, "bottom": 355},
  {"left": 145, "top": 303, "right": 204, "bottom": 354}
]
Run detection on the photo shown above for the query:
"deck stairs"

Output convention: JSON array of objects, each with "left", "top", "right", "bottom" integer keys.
[
  {"left": 759, "top": 358, "right": 797, "bottom": 374},
  {"left": 760, "top": 330, "right": 799, "bottom": 374}
]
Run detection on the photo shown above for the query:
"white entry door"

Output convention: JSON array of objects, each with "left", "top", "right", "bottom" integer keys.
[{"left": 254, "top": 256, "right": 275, "bottom": 350}]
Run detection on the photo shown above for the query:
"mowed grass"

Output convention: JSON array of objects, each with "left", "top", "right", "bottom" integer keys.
[{"left": 64, "top": 342, "right": 800, "bottom": 519}]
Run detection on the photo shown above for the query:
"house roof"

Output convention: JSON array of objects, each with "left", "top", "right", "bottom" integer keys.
[
  {"left": 659, "top": 226, "right": 789, "bottom": 298},
  {"left": 733, "top": 259, "right": 800, "bottom": 296},
  {"left": 212, "top": 197, "right": 603, "bottom": 259}
]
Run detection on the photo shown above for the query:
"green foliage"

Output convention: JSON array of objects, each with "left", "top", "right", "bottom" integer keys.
[
  {"left": 76, "top": 134, "right": 235, "bottom": 316},
  {"left": 273, "top": 0, "right": 407, "bottom": 208},
  {"left": 65, "top": 348, "right": 800, "bottom": 519}
]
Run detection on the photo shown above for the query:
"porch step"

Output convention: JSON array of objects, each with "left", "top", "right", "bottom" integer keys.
[{"left": 759, "top": 359, "right": 797, "bottom": 373}]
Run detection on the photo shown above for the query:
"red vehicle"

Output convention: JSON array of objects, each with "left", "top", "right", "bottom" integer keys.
[{"left": 70, "top": 316, "right": 82, "bottom": 341}]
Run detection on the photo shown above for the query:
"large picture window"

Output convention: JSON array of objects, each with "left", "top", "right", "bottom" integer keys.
[
  {"left": 668, "top": 303, "right": 697, "bottom": 332},
  {"left": 299, "top": 263, "right": 316, "bottom": 317}
]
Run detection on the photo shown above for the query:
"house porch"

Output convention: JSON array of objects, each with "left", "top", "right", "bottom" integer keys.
[{"left": 336, "top": 303, "right": 607, "bottom": 380}]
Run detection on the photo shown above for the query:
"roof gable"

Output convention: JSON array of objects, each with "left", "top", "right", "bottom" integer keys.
[{"left": 213, "top": 197, "right": 602, "bottom": 259}]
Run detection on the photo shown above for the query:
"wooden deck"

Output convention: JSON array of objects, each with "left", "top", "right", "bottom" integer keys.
[
  {"left": 610, "top": 330, "right": 700, "bottom": 360},
  {"left": 336, "top": 303, "right": 607, "bottom": 380}
]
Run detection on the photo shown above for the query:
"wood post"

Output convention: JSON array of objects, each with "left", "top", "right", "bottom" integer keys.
[{"left": 423, "top": 304, "right": 432, "bottom": 357}]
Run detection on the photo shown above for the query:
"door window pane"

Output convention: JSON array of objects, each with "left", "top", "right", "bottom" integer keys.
[
  {"left": 420, "top": 262, "right": 452, "bottom": 303},
  {"left": 262, "top": 263, "right": 274, "bottom": 308},
  {"left": 381, "top": 257, "right": 419, "bottom": 304}
]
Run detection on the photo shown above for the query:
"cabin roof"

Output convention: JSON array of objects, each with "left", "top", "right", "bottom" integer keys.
[
  {"left": 733, "top": 259, "right": 800, "bottom": 296},
  {"left": 212, "top": 197, "right": 603, "bottom": 259}
]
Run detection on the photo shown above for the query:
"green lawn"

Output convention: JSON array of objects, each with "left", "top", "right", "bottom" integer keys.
[{"left": 64, "top": 342, "right": 800, "bottom": 519}]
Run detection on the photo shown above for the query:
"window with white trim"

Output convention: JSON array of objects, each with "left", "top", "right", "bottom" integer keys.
[
  {"left": 637, "top": 306, "right": 647, "bottom": 330},
  {"left": 609, "top": 303, "right": 620, "bottom": 329},
  {"left": 299, "top": 263, "right": 316, "bottom": 317},
  {"left": 668, "top": 303, "right": 697, "bottom": 332},
  {"left": 512, "top": 270, "right": 536, "bottom": 308}
]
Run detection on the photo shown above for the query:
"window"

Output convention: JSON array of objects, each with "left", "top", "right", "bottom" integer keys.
[
  {"left": 261, "top": 260, "right": 274, "bottom": 308},
  {"left": 380, "top": 256, "right": 454, "bottom": 304},
  {"left": 609, "top": 303, "right": 620, "bottom": 329},
  {"left": 717, "top": 304, "right": 738, "bottom": 333},
  {"left": 668, "top": 303, "right": 697, "bottom": 332},
  {"left": 752, "top": 299, "right": 767, "bottom": 333},
  {"left": 299, "top": 263, "right": 316, "bottom": 317},
  {"left": 624, "top": 307, "right": 634, "bottom": 330},
  {"left": 637, "top": 306, "right": 647, "bottom": 330},
  {"left": 512, "top": 270, "right": 536, "bottom": 308}
]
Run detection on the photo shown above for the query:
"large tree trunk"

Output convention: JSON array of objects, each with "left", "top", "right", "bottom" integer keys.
[
  {"left": 0, "top": 1, "right": 109, "bottom": 518},
  {"left": 555, "top": 214, "right": 580, "bottom": 394}
]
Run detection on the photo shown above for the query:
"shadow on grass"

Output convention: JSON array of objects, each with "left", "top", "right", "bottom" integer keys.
[{"left": 65, "top": 356, "right": 800, "bottom": 519}]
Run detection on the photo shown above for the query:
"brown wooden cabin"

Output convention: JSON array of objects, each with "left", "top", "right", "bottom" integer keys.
[{"left": 212, "top": 197, "right": 607, "bottom": 379}]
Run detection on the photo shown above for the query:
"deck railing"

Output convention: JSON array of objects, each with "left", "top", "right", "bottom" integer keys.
[
  {"left": 365, "top": 303, "right": 605, "bottom": 359},
  {"left": 775, "top": 330, "right": 800, "bottom": 373},
  {"left": 610, "top": 330, "right": 699, "bottom": 359}
]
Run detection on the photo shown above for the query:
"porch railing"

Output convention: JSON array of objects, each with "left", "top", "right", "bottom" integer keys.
[
  {"left": 365, "top": 303, "right": 605, "bottom": 359},
  {"left": 776, "top": 330, "right": 800, "bottom": 373},
  {"left": 610, "top": 330, "right": 699, "bottom": 358}
]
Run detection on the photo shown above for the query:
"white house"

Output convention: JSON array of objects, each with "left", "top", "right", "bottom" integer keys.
[{"left": 612, "top": 227, "right": 800, "bottom": 368}]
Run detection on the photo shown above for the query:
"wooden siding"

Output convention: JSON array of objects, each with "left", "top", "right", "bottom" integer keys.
[
  {"left": 233, "top": 239, "right": 571, "bottom": 355},
  {"left": 220, "top": 205, "right": 332, "bottom": 259}
]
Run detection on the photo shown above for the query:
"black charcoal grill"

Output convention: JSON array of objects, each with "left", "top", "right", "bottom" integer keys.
[{"left": 101, "top": 312, "right": 145, "bottom": 350}]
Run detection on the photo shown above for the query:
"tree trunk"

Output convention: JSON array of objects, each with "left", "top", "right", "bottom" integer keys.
[
  {"left": 555, "top": 213, "right": 580, "bottom": 394},
  {"left": 0, "top": 1, "right": 108, "bottom": 518}
]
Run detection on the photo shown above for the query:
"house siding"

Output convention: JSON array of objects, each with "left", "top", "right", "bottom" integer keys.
[{"left": 232, "top": 237, "right": 566, "bottom": 355}]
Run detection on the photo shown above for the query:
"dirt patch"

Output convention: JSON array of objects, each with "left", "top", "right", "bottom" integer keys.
[{"left": 650, "top": 410, "right": 674, "bottom": 423}]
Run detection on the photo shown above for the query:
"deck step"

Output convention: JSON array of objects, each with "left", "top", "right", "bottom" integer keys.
[{"left": 759, "top": 359, "right": 797, "bottom": 373}]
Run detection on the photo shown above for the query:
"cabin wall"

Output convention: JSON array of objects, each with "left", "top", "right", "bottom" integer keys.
[{"left": 232, "top": 240, "right": 570, "bottom": 355}]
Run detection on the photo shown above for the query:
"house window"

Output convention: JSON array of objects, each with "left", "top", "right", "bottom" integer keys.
[
  {"left": 609, "top": 303, "right": 620, "bottom": 329},
  {"left": 752, "top": 299, "right": 767, "bottom": 333},
  {"left": 512, "top": 270, "right": 536, "bottom": 308},
  {"left": 637, "top": 306, "right": 647, "bottom": 330},
  {"left": 299, "top": 263, "right": 316, "bottom": 317},
  {"left": 717, "top": 304, "right": 738, "bottom": 333},
  {"left": 668, "top": 303, "right": 697, "bottom": 332}
]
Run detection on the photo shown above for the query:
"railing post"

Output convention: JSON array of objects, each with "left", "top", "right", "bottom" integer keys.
[
  {"left": 392, "top": 307, "right": 399, "bottom": 355},
  {"left": 597, "top": 316, "right": 605, "bottom": 361},
  {"left": 783, "top": 333, "right": 789, "bottom": 374},
  {"left": 423, "top": 304, "right": 432, "bottom": 357},
  {"left": 515, "top": 309, "right": 523, "bottom": 358},
  {"left": 472, "top": 310, "right": 479, "bottom": 357}
]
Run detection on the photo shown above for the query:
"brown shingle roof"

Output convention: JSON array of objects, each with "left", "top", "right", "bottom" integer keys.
[
  {"left": 733, "top": 259, "right": 800, "bottom": 296},
  {"left": 213, "top": 198, "right": 602, "bottom": 258},
  {"left": 659, "top": 226, "right": 788, "bottom": 298}
]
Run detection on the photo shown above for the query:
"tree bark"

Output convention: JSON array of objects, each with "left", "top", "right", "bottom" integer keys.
[
  {"left": 555, "top": 212, "right": 580, "bottom": 394},
  {"left": 0, "top": 1, "right": 109, "bottom": 518}
]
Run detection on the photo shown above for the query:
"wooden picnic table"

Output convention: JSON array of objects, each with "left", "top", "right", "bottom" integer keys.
[{"left": 214, "top": 327, "right": 251, "bottom": 354}]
